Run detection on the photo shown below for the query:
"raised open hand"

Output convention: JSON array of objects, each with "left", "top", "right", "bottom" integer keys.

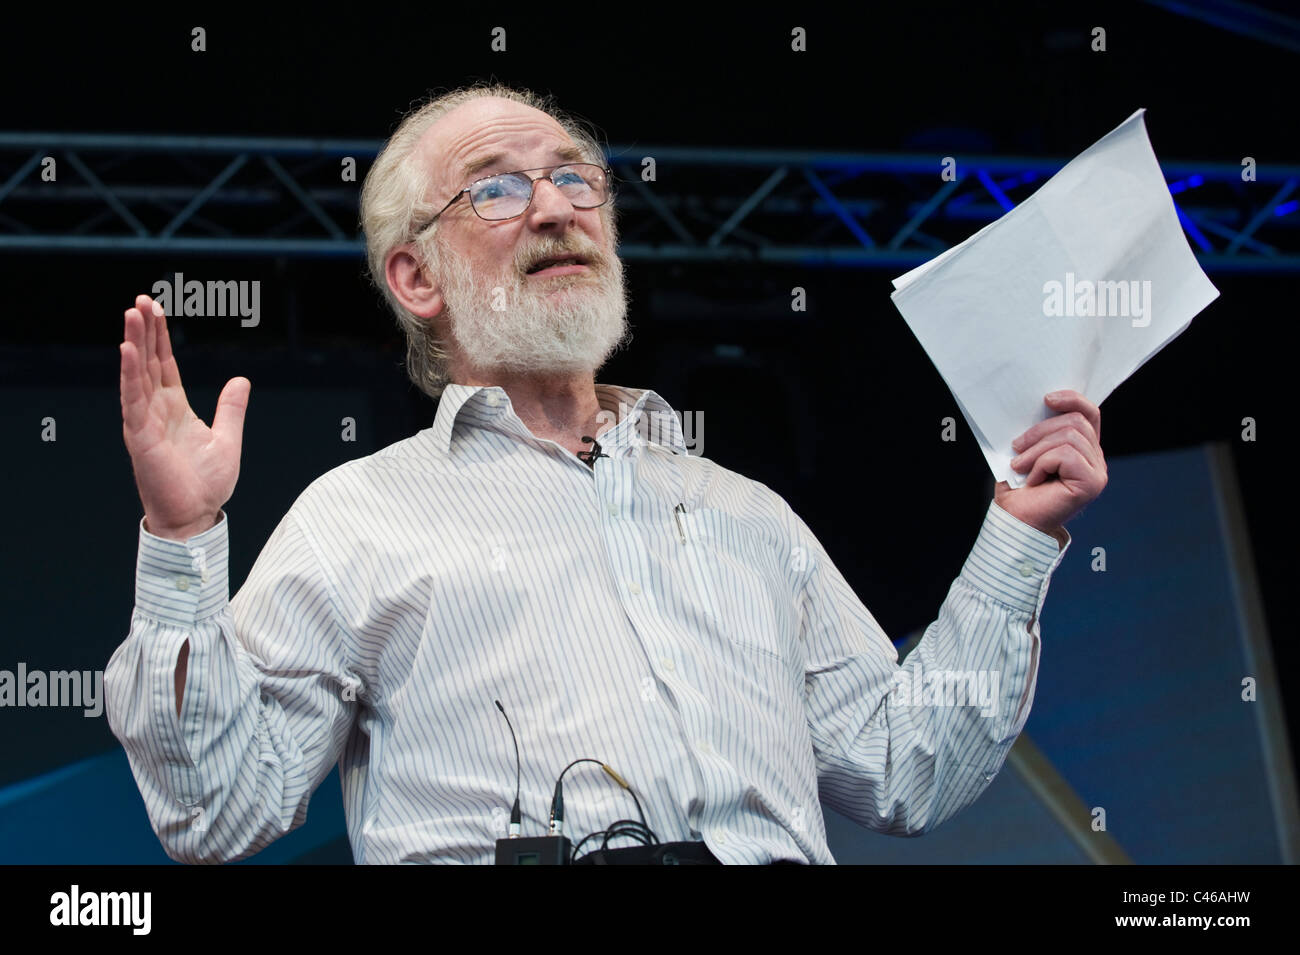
[{"left": 120, "top": 293, "right": 250, "bottom": 540}]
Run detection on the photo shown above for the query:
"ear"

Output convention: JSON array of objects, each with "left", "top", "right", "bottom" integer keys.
[{"left": 386, "top": 242, "right": 444, "bottom": 318}]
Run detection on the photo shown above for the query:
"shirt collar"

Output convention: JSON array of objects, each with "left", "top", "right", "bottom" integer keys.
[{"left": 428, "top": 382, "right": 687, "bottom": 456}]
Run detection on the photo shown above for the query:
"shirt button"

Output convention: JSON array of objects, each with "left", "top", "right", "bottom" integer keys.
[
  {"left": 1018, "top": 559, "right": 1036, "bottom": 577},
  {"left": 697, "top": 739, "right": 712, "bottom": 754},
  {"left": 628, "top": 581, "right": 642, "bottom": 595},
  {"left": 715, "top": 831, "right": 727, "bottom": 845},
  {"left": 606, "top": 503, "right": 618, "bottom": 516},
  {"left": 484, "top": 392, "right": 502, "bottom": 408},
  {"left": 176, "top": 577, "right": 190, "bottom": 592},
  {"left": 660, "top": 657, "right": 675, "bottom": 671}
]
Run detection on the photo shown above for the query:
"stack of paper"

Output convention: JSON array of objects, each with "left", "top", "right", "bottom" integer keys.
[{"left": 890, "top": 109, "right": 1219, "bottom": 487}]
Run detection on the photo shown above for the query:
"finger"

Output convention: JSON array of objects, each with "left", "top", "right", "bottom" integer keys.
[
  {"left": 120, "top": 340, "right": 148, "bottom": 434},
  {"left": 1012, "top": 409, "right": 1099, "bottom": 457},
  {"left": 136, "top": 294, "right": 160, "bottom": 389},
  {"left": 211, "top": 377, "right": 251, "bottom": 456},
  {"left": 155, "top": 302, "right": 183, "bottom": 390},
  {"left": 1024, "top": 444, "right": 1094, "bottom": 489},
  {"left": 1011, "top": 425, "right": 1102, "bottom": 474},
  {"left": 1044, "top": 390, "right": 1101, "bottom": 447},
  {"left": 123, "top": 307, "right": 152, "bottom": 405}
]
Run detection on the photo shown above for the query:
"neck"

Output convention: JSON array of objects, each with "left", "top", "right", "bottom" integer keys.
[{"left": 456, "top": 365, "right": 612, "bottom": 457}]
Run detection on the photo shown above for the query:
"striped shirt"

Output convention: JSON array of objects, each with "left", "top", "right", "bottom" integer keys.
[{"left": 105, "top": 382, "right": 1069, "bottom": 864}]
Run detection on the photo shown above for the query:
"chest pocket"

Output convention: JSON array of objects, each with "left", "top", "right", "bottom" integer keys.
[{"left": 677, "top": 507, "right": 791, "bottom": 660}]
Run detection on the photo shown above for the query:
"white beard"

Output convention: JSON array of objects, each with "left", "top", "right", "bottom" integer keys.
[{"left": 431, "top": 231, "right": 630, "bottom": 377}]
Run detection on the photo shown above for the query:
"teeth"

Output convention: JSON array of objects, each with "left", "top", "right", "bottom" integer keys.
[{"left": 530, "top": 257, "right": 581, "bottom": 273}]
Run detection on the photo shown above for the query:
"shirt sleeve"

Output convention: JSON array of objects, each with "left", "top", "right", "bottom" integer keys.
[
  {"left": 795, "top": 499, "right": 1069, "bottom": 836},
  {"left": 104, "top": 506, "right": 361, "bottom": 863}
]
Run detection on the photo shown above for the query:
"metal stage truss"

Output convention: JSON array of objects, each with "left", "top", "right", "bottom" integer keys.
[{"left": 1, "top": 132, "right": 1296, "bottom": 273}]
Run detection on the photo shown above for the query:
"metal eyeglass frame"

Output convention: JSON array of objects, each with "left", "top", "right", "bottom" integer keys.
[{"left": 412, "top": 162, "right": 615, "bottom": 234}]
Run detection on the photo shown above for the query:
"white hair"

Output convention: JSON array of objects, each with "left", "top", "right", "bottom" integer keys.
[{"left": 359, "top": 83, "right": 617, "bottom": 399}]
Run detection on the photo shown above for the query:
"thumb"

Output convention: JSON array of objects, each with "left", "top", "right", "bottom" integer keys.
[{"left": 212, "top": 376, "right": 251, "bottom": 452}]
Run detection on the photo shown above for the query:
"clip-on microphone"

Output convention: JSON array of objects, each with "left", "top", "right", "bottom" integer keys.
[{"left": 576, "top": 435, "right": 608, "bottom": 466}]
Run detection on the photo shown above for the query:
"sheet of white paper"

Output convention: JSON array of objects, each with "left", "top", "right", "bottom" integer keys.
[{"left": 890, "top": 108, "right": 1219, "bottom": 487}]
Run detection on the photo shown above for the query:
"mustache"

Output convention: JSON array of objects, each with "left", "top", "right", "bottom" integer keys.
[{"left": 514, "top": 235, "right": 610, "bottom": 275}]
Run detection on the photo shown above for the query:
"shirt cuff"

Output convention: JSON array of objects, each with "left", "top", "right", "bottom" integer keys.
[
  {"left": 958, "top": 500, "right": 1070, "bottom": 617},
  {"left": 135, "top": 510, "right": 231, "bottom": 626}
]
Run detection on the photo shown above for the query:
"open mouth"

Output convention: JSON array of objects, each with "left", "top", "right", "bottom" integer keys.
[{"left": 526, "top": 254, "right": 590, "bottom": 276}]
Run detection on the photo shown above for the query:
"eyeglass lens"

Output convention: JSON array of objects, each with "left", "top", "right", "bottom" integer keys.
[{"left": 469, "top": 164, "right": 607, "bottom": 219}]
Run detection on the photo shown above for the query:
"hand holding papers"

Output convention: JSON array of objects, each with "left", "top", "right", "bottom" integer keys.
[{"left": 890, "top": 109, "right": 1219, "bottom": 488}]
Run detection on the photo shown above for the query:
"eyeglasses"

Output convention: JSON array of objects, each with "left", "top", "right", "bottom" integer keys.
[{"left": 414, "top": 162, "right": 614, "bottom": 232}]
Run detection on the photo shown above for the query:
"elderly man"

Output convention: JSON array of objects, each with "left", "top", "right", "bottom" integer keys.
[{"left": 107, "top": 84, "right": 1106, "bottom": 865}]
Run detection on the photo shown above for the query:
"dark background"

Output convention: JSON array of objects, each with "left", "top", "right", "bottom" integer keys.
[{"left": 1, "top": 3, "right": 1296, "bottom": 805}]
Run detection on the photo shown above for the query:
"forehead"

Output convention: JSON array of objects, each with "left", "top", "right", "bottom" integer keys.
[{"left": 418, "top": 97, "right": 579, "bottom": 195}]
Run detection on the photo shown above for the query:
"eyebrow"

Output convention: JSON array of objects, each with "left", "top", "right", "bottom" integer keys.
[{"left": 461, "top": 145, "right": 587, "bottom": 180}]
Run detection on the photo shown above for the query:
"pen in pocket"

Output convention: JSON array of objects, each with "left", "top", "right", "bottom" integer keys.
[{"left": 674, "top": 502, "right": 687, "bottom": 543}]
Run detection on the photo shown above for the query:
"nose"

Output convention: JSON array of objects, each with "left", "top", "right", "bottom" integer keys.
[{"left": 524, "top": 177, "right": 576, "bottom": 232}]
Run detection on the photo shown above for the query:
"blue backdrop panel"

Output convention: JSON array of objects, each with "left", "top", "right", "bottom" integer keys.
[
  {"left": 0, "top": 748, "right": 346, "bottom": 864},
  {"left": 825, "top": 444, "right": 1285, "bottom": 863},
  {"left": 0, "top": 384, "right": 374, "bottom": 863}
]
